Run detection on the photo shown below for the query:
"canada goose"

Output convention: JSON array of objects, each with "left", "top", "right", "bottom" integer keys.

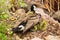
[{"left": 12, "top": 4, "right": 45, "bottom": 33}]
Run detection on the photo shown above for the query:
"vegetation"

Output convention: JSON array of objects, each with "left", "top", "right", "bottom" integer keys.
[
  {"left": 39, "top": 20, "right": 47, "bottom": 31},
  {"left": 0, "top": 12, "right": 9, "bottom": 20},
  {"left": 0, "top": 33, "right": 7, "bottom": 40},
  {"left": 31, "top": 20, "right": 47, "bottom": 31},
  {"left": 0, "top": 0, "right": 13, "bottom": 40},
  {"left": 18, "top": 0, "right": 27, "bottom": 7}
]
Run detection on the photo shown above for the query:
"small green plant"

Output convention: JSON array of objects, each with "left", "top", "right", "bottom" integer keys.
[
  {"left": 39, "top": 20, "right": 47, "bottom": 31},
  {"left": 31, "top": 20, "right": 47, "bottom": 31}
]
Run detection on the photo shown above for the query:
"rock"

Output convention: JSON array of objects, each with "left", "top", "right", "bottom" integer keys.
[
  {"left": 45, "top": 35, "right": 60, "bottom": 40},
  {"left": 31, "top": 37, "right": 44, "bottom": 40}
]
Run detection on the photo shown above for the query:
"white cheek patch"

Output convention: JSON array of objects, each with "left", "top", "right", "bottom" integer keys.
[
  {"left": 19, "top": 25, "right": 25, "bottom": 31},
  {"left": 33, "top": 6, "right": 45, "bottom": 14}
]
